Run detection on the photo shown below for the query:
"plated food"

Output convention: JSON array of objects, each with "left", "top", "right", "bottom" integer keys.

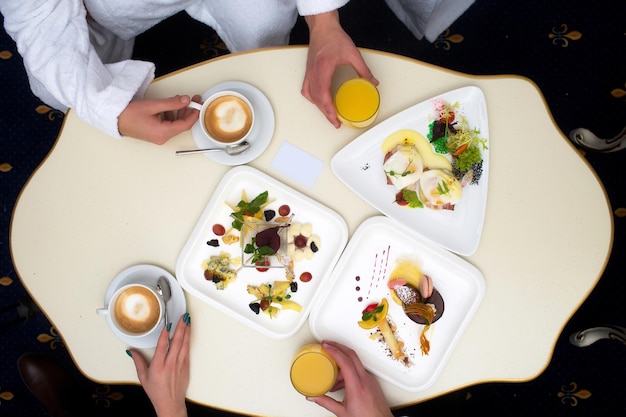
[
  {"left": 309, "top": 216, "right": 485, "bottom": 392},
  {"left": 383, "top": 98, "right": 486, "bottom": 210},
  {"left": 331, "top": 86, "right": 489, "bottom": 255},
  {"left": 176, "top": 166, "right": 348, "bottom": 338}
]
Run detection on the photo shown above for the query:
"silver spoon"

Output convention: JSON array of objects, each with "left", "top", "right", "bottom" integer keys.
[
  {"left": 175, "top": 141, "right": 250, "bottom": 156},
  {"left": 157, "top": 277, "right": 172, "bottom": 343}
]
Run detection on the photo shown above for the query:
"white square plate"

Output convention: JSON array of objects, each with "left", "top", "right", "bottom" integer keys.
[
  {"left": 176, "top": 166, "right": 348, "bottom": 338},
  {"left": 309, "top": 216, "right": 485, "bottom": 392},
  {"left": 331, "top": 86, "right": 489, "bottom": 255}
]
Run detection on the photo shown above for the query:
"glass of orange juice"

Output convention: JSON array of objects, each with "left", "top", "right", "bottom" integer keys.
[
  {"left": 334, "top": 78, "right": 380, "bottom": 128},
  {"left": 290, "top": 343, "right": 338, "bottom": 397}
]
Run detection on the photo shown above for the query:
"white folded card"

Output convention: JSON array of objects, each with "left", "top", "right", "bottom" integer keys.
[{"left": 271, "top": 142, "right": 324, "bottom": 188}]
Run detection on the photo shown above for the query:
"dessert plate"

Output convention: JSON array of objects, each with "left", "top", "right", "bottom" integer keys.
[
  {"left": 176, "top": 166, "right": 348, "bottom": 338},
  {"left": 331, "top": 86, "right": 489, "bottom": 255},
  {"left": 191, "top": 81, "right": 275, "bottom": 165},
  {"left": 309, "top": 216, "right": 485, "bottom": 392},
  {"left": 98, "top": 264, "right": 186, "bottom": 348}
]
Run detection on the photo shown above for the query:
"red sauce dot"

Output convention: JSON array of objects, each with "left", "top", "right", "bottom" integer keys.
[
  {"left": 299, "top": 272, "right": 312, "bottom": 282},
  {"left": 212, "top": 224, "right": 226, "bottom": 236}
]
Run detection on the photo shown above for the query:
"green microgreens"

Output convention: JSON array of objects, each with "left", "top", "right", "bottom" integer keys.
[
  {"left": 425, "top": 99, "right": 488, "bottom": 182},
  {"left": 361, "top": 304, "right": 384, "bottom": 322},
  {"left": 402, "top": 189, "right": 423, "bottom": 208},
  {"left": 385, "top": 160, "right": 414, "bottom": 178},
  {"left": 231, "top": 191, "right": 269, "bottom": 230},
  {"left": 436, "top": 180, "right": 450, "bottom": 195},
  {"left": 244, "top": 237, "right": 276, "bottom": 264}
]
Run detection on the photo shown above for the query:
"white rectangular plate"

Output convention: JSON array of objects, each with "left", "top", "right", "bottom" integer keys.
[
  {"left": 176, "top": 166, "right": 348, "bottom": 338},
  {"left": 331, "top": 86, "right": 489, "bottom": 255},
  {"left": 309, "top": 216, "right": 485, "bottom": 392}
]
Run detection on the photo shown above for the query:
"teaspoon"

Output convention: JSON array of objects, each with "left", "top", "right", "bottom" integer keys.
[
  {"left": 157, "top": 277, "right": 172, "bottom": 346},
  {"left": 175, "top": 141, "right": 250, "bottom": 156}
]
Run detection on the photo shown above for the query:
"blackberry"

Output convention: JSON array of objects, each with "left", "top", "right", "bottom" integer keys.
[
  {"left": 263, "top": 209, "right": 276, "bottom": 221},
  {"left": 249, "top": 302, "right": 261, "bottom": 314}
]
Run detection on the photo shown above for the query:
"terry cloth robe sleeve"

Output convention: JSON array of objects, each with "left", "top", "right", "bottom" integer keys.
[
  {"left": 0, "top": 0, "right": 154, "bottom": 139},
  {"left": 384, "top": 0, "right": 474, "bottom": 42}
]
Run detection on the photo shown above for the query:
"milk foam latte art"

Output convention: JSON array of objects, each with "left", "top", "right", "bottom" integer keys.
[
  {"left": 112, "top": 284, "right": 162, "bottom": 335},
  {"left": 201, "top": 91, "right": 254, "bottom": 144}
]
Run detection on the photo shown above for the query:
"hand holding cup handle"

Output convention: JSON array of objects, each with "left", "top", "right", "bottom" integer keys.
[{"left": 187, "top": 101, "right": 204, "bottom": 111}]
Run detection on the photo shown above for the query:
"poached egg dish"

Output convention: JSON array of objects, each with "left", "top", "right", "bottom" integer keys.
[
  {"left": 418, "top": 168, "right": 462, "bottom": 210},
  {"left": 383, "top": 144, "right": 424, "bottom": 190},
  {"left": 381, "top": 129, "right": 465, "bottom": 210}
]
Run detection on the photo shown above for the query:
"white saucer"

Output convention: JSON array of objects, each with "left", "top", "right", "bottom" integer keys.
[
  {"left": 99, "top": 264, "right": 187, "bottom": 348},
  {"left": 191, "top": 81, "right": 275, "bottom": 165}
]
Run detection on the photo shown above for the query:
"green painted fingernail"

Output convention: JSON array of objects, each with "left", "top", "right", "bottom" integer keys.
[
  {"left": 125, "top": 350, "right": 132, "bottom": 358},
  {"left": 183, "top": 312, "right": 189, "bottom": 323},
  {"left": 166, "top": 322, "right": 172, "bottom": 332}
]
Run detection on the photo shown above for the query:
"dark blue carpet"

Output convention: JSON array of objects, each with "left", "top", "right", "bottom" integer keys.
[{"left": 1, "top": 1, "right": 624, "bottom": 416}]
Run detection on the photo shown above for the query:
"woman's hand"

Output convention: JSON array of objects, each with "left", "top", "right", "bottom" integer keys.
[
  {"left": 302, "top": 11, "right": 378, "bottom": 128},
  {"left": 118, "top": 95, "right": 201, "bottom": 144},
  {"left": 308, "top": 340, "right": 393, "bottom": 417},
  {"left": 128, "top": 313, "right": 192, "bottom": 417}
]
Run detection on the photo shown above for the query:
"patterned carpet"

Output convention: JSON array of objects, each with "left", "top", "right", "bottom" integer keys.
[{"left": 1, "top": 1, "right": 625, "bottom": 416}]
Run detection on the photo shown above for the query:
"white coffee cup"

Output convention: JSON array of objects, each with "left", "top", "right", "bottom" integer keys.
[
  {"left": 188, "top": 90, "right": 255, "bottom": 146},
  {"left": 97, "top": 283, "right": 164, "bottom": 338}
]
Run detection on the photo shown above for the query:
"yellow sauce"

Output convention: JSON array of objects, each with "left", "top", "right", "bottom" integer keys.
[
  {"left": 290, "top": 344, "right": 338, "bottom": 397},
  {"left": 335, "top": 78, "right": 380, "bottom": 128},
  {"left": 388, "top": 258, "right": 423, "bottom": 306},
  {"left": 382, "top": 129, "right": 451, "bottom": 171}
]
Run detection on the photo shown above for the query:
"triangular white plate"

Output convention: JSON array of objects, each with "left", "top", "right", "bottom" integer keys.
[{"left": 331, "top": 86, "right": 489, "bottom": 255}]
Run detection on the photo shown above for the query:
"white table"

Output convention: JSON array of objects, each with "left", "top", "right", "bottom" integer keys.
[{"left": 11, "top": 47, "right": 612, "bottom": 416}]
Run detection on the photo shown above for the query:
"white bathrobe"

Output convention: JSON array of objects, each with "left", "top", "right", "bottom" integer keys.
[
  {"left": 0, "top": 0, "right": 347, "bottom": 138},
  {"left": 384, "top": 0, "right": 475, "bottom": 42},
  {"left": 1, "top": 0, "right": 471, "bottom": 139}
]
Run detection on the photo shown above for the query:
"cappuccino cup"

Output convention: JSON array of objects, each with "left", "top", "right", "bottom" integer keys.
[
  {"left": 97, "top": 283, "right": 164, "bottom": 338},
  {"left": 188, "top": 91, "right": 254, "bottom": 145}
]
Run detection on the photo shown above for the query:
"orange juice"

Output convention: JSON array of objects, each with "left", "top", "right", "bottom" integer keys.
[
  {"left": 334, "top": 78, "right": 380, "bottom": 128},
  {"left": 290, "top": 344, "right": 338, "bottom": 397}
]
